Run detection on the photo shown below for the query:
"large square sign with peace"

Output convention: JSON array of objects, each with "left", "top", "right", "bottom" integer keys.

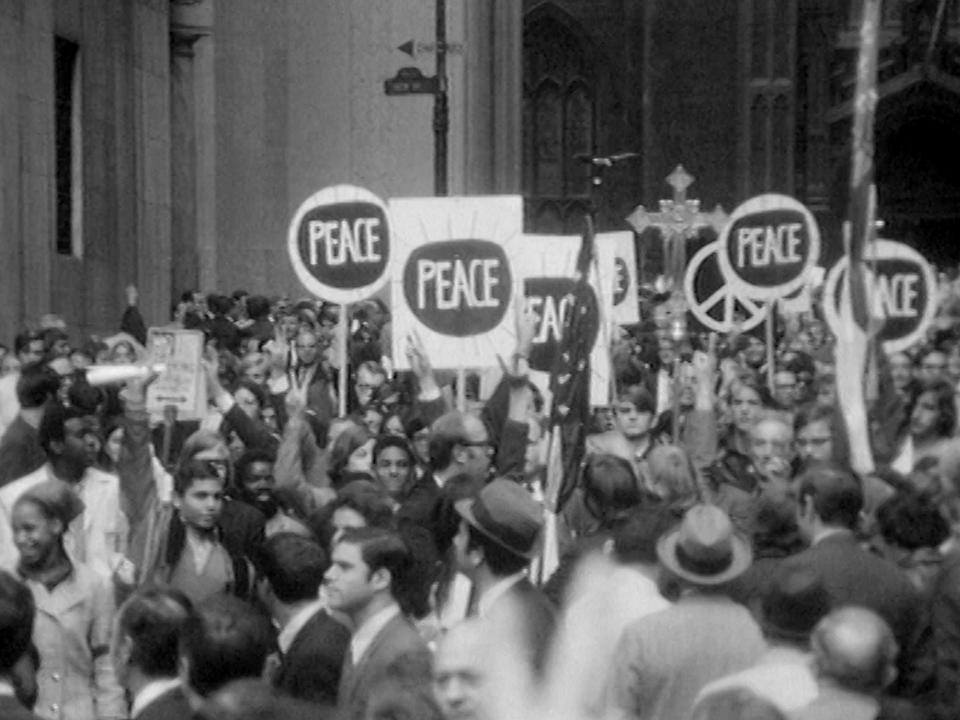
[{"left": 389, "top": 195, "right": 523, "bottom": 370}]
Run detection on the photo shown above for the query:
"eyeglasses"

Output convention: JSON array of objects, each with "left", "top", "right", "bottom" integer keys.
[
  {"left": 796, "top": 437, "right": 831, "bottom": 447},
  {"left": 459, "top": 439, "right": 494, "bottom": 454},
  {"left": 296, "top": 344, "right": 319, "bottom": 351}
]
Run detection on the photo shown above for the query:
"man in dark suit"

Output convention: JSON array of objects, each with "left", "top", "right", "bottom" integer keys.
[
  {"left": 0, "top": 363, "right": 59, "bottom": 487},
  {"left": 111, "top": 586, "right": 194, "bottom": 720},
  {"left": 453, "top": 478, "right": 557, "bottom": 677},
  {"left": 0, "top": 570, "right": 42, "bottom": 719},
  {"left": 258, "top": 533, "right": 350, "bottom": 705},
  {"left": 325, "top": 526, "right": 432, "bottom": 720},
  {"left": 789, "top": 465, "right": 921, "bottom": 671}
]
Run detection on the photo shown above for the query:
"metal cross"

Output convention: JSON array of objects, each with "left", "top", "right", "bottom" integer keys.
[{"left": 626, "top": 165, "right": 727, "bottom": 295}]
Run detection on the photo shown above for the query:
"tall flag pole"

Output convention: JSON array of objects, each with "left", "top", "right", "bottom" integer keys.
[
  {"left": 544, "top": 215, "right": 595, "bottom": 516},
  {"left": 836, "top": 0, "right": 882, "bottom": 475}
]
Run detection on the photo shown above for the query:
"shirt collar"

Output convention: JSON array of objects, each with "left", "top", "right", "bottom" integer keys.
[
  {"left": 351, "top": 603, "right": 400, "bottom": 664},
  {"left": 0, "top": 679, "right": 14, "bottom": 697},
  {"left": 812, "top": 527, "right": 852, "bottom": 546},
  {"left": 277, "top": 600, "right": 325, "bottom": 654},
  {"left": 131, "top": 677, "right": 181, "bottom": 719},
  {"left": 477, "top": 571, "right": 526, "bottom": 617}
]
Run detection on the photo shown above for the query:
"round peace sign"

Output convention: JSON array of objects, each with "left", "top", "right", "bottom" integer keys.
[{"left": 684, "top": 241, "right": 769, "bottom": 333}]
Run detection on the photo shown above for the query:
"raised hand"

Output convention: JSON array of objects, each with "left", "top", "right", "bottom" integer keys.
[{"left": 284, "top": 383, "right": 308, "bottom": 420}]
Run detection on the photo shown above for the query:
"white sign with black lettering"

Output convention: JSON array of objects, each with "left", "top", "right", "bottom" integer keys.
[
  {"left": 513, "top": 234, "right": 613, "bottom": 408},
  {"left": 822, "top": 239, "right": 937, "bottom": 354},
  {"left": 389, "top": 196, "right": 523, "bottom": 370}
]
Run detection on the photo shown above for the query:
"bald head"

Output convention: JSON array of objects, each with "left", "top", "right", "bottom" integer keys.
[
  {"left": 434, "top": 620, "right": 488, "bottom": 720},
  {"left": 811, "top": 607, "right": 898, "bottom": 693}
]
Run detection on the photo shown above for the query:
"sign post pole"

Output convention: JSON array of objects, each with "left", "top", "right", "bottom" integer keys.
[
  {"left": 338, "top": 305, "right": 349, "bottom": 418},
  {"left": 434, "top": 0, "right": 448, "bottom": 196}
]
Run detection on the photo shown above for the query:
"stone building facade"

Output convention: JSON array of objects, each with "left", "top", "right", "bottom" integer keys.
[{"left": 2, "top": 0, "right": 960, "bottom": 340}]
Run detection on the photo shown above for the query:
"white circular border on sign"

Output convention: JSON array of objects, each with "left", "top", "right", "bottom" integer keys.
[
  {"left": 715, "top": 193, "right": 821, "bottom": 301},
  {"left": 286, "top": 184, "right": 392, "bottom": 304},
  {"left": 684, "top": 241, "right": 769, "bottom": 334},
  {"left": 821, "top": 239, "right": 937, "bottom": 355}
]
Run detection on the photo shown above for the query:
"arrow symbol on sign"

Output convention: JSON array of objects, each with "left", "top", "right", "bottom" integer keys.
[{"left": 397, "top": 40, "right": 415, "bottom": 57}]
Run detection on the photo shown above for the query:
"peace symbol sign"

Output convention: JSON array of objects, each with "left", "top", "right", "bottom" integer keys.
[{"left": 684, "top": 241, "right": 769, "bottom": 333}]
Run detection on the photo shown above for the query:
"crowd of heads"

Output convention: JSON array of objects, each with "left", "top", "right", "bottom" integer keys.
[{"left": 1, "top": 280, "right": 960, "bottom": 720}]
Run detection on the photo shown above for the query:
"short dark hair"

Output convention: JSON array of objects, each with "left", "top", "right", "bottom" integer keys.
[
  {"left": 338, "top": 527, "right": 410, "bottom": 591},
  {"left": 465, "top": 523, "right": 528, "bottom": 576},
  {"left": 797, "top": 464, "right": 863, "bottom": 529},
  {"left": 235, "top": 379, "right": 267, "bottom": 409},
  {"left": 332, "top": 480, "right": 395, "bottom": 531},
  {"left": 613, "top": 506, "right": 677, "bottom": 565},
  {"left": 208, "top": 294, "right": 234, "bottom": 317},
  {"left": 118, "top": 587, "right": 193, "bottom": 677},
  {"left": 175, "top": 458, "right": 229, "bottom": 495},
  {"left": 14, "top": 330, "right": 41, "bottom": 357},
  {"left": 236, "top": 448, "right": 276, "bottom": 486},
  {"left": 0, "top": 570, "right": 35, "bottom": 673},
  {"left": 793, "top": 403, "right": 835, "bottom": 434},
  {"left": 373, "top": 435, "right": 415, "bottom": 465},
  {"left": 42, "top": 328, "right": 68, "bottom": 352},
  {"left": 257, "top": 533, "right": 329, "bottom": 603},
  {"left": 38, "top": 403, "right": 88, "bottom": 456},
  {"left": 615, "top": 387, "right": 655, "bottom": 414},
  {"left": 245, "top": 295, "right": 271, "bottom": 321},
  {"left": 180, "top": 595, "right": 273, "bottom": 697},
  {"left": 16, "top": 362, "right": 61, "bottom": 408},
  {"left": 876, "top": 492, "right": 950, "bottom": 551},
  {"left": 581, "top": 454, "right": 646, "bottom": 528}
]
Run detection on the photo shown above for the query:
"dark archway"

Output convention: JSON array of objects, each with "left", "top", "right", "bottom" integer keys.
[{"left": 875, "top": 82, "right": 960, "bottom": 269}]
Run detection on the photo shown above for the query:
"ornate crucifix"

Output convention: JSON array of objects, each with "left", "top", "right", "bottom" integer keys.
[{"left": 626, "top": 165, "right": 727, "bottom": 300}]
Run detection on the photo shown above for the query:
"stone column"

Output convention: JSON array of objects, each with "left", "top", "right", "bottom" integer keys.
[
  {"left": 461, "top": 0, "right": 522, "bottom": 194},
  {"left": 169, "top": 0, "right": 212, "bottom": 296}
]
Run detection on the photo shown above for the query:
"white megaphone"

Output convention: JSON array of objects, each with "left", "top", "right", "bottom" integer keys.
[{"left": 85, "top": 363, "right": 167, "bottom": 386}]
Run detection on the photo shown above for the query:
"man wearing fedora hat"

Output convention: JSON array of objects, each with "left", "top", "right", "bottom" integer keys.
[
  {"left": 692, "top": 561, "right": 831, "bottom": 715},
  {"left": 608, "top": 504, "right": 765, "bottom": 720},
  {"left": 453, "top": 478, "right": 556, "bottom": 677}
]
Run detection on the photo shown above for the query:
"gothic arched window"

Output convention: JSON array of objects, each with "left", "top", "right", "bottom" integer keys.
[{"left": 523, "top": 11, "right": 597, "bottom": 233}]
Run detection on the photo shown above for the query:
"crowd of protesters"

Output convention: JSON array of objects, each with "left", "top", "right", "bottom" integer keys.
[{"left": 1, "top": 280, "right": 960, "bottom": 720}]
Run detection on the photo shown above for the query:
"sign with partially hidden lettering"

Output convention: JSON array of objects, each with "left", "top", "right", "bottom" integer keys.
[
  {"left": 288, "top": 185, "right": 391, "bottom": 304},
  {"left": 389, "top": 196, "right": 522, "bottom": 370},
  {"left": 514, "top": 234, "right": 612, "bottom": 408},
  {"left": 823, "top": 239, "right": 937, "bottom": 354},
  {"left": 596, "top": 232, "right": 639, "bottom": 325},
  {"left": 145, "top": 328, "right": 206, "bottom": 423},
  {"left": 717, "top": 194, "right": 821, "bottom": 300}
]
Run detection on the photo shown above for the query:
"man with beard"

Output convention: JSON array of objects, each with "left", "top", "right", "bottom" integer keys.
[{"left": 235, "top": 449, "right": 310, "bottom": 537}]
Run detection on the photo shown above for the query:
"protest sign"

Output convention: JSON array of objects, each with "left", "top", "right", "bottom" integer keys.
[
  {"left": 145, "top": 328, "right": 206, "bottom": 422},
  {"left": 596, "top": 231, "right": 639, "bottom": 325},
  {"left": 514, "top": 234, "right": 613, "bottom": 408},
  {"left": 389, "top": 196, "right": 522, "bottom": 370},
  {"left": 823, "top": 239, "right": 937, "bottom": 354},
  {"left": 287, "top": 185, "right": 392, "bottom": 304},
  {"left": 684, "top": 240, "right": 769, "bottom": 333},
  {"left": 717, "top": 194, "right": 821, "bottom": 300}
]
